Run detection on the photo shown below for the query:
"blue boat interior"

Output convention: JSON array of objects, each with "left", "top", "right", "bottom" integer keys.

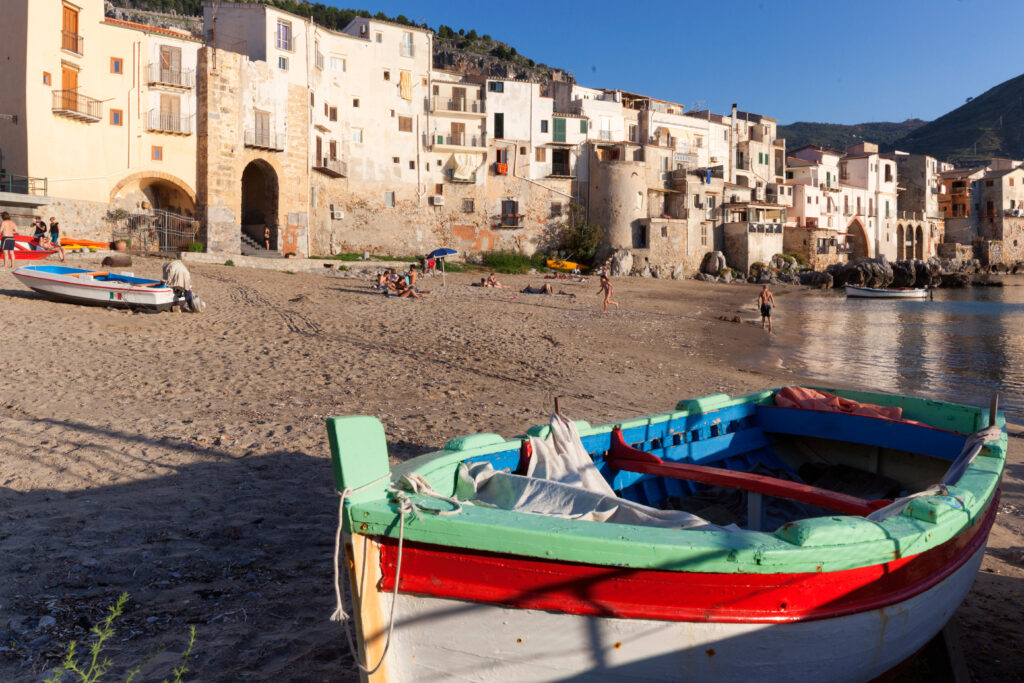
[
  {"left": 461, "top": 394, "right": 974, "bottom": 530},
  {"left": 23, "top": 265, "right": 162, "bottom": 286}
]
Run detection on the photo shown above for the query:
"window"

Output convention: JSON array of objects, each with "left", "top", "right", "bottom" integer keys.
[
  {"left": 496, "top": 148, "right": 508, "bottom": 164},
  {"left": 409, "top": 160, "right": 415, "bottom": 169},
  {"left": 324, "top": 103, "right": 328, "bottom": 115},
  {"left": 43, "top": 72, "right": 51, "bottom": 85},
  {"left": 694, "top": 136, "right": 703, "bottom": 148},
  {"left": 62, "top": 4, "right": 80, "bottom": 53},
  {"left": 701, "top": 223, "right": 708, "bottom": 246},
  {"left": 540, "top": 120, "right": 548, "bottom": 133},
  {"left": 535, "top": 147, "right": 546, "bottom": 162},
  {"left": 110, "top": 109, "right": 122, "bottom": 126},
  {"left": 401, "top": 32, "right": 414, "bottom": 57},
  {"left": 422, "top": 77, "right": 427, "bottom": 86},
  {"left": 314, "top": 41, "right": 323, "bottom": 70},
  {"left": 462, "top": 199, "right": 474, "bottom": 213},
  {"left": 550, "top": 202, "right": 562, "bottom": 218},
  {"left": 435, "top": 184, "right": 443, "bottom": 195},
  {"left": 151, "top": 146, "right": 163, "bottom": 161},
  {"left": 393, "top": 157, "right": 400, "bottom": 164},
  {"left": 628, "top": 124, "right": 638, "bottom": 142},
  {"left": 276, "top": 20, "right": 293, "bottom": 51},
  {"left": 278, "top": 56, "right": 288, "bottom": 71},
  {"left": 329, "top": 140, "right": 337, "bottom": 158},
  {"left": 501, "top": 200, "right": 520, "bottom": 226},
  {"left": 1011, "top": 178, "right": 1015, "bottom": 186},
  {"left": 329, "top": 56, "right": 346, "bottom": 72},
  {"left": 110, "top": 58, "right": 123, "bottom": 74},
  {"left": 310, "top": 93, "right": 315, "bottom": 106},
  {"left": 375, "top": 32, "right": 383, "bottom": 43},
  {"left": 884, "top": 164, "right": 893, "bottom": 182},
  {"left": 329, "top": 107, "right": 338, "bottom": 122},
  {"left": 786, "top": 171, "right": 793, "bottom": 179},
  {"left": 398, "top": 116, "right": 412, "bottom": 132},
  {"left": 353, "top": 98, "right": 360, "bottom": 108},
  {"left": 352, "top": 128, "right": 363, "bottom": 143},
  {"left": 493, "top": 112, "right": 504, "bottom": 139},
  {"left": 383, "top": 70, "right": 390, "bottom": 81},
  {"left": 580, "top": 119, "right": 588, "bottom": 134},
  {"left": 885, "top": 200, "right": 890, "bottom": 218},
  {"left": 384, "top": 191, "right": 395, "bottom": 207},
  {"left": 488, "top": 81, "right": 504, "bottom": 93},
  {"left": 390, "top": 110, "right": 395, "bottom": 117},
  {"left": 311, "top": 186, "right": 317, "bottom": 208},
  {"left": 985, "top": 180, "right": 994, "bottom": 187}
]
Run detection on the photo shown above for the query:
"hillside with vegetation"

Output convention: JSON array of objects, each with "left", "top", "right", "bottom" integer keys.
[
  {"left": 106, "top": 0, "right": 570, "bottom": 82},
  {"left": 893, "top": 72, "right": 1024, "bottom": 165},
  {"left": 777, "top": 119, "right": 927, "bottom": 153}
]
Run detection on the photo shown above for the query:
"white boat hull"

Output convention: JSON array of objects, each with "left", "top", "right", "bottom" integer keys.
[
  {"left": 845, "top": 284, "right": 928, "bottom": 299},
  {"left": 13, "top": 266, "right": 177, "bottom": 310},
  {"left": 346, "top": 533, "right": 983, "bottom": 683}
]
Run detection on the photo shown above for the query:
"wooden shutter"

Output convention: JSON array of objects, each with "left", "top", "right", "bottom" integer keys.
[
  {"left": 316, "top": 136, "right": 323, "bottom": 163},
  {"left": 553, "top": 117, "right": 566, "bottom": 143},
  {"left": 329, "top": 140, "right": 337, "bottom": 159},
  {"left": 452, "top": 87, "right": 466, "bottom": 111},
  {"left": 493, "top": 113, "right": 504, "bottom": 139},
  {"left": 450, "top": 121, "right": 465, "bottom": 145},
  {"left": 61, "top": 66, "right": 78, "bottom": 110}
]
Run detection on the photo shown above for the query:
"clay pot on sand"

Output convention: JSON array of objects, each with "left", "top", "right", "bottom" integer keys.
[{"left": 113, "top": 240, "right": 127, "bottom": 251}]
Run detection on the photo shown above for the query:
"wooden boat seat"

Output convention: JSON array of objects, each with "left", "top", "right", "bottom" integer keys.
[{"left": 606, "top": 427, "right": 890, "bottom": 517}]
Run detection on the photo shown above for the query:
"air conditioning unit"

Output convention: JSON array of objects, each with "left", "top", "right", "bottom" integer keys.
[
  {"left": 331, "top": 210, "right": 344, "bottom": 220},
  {"left": 431, "top": 195, "right": 445, "bottom": 206}
]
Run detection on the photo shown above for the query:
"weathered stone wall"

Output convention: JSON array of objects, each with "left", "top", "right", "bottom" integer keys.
[
  {"left": 43, "top": 197, "right": 113, "bottom": 242},
  {"left": 783, "top": 227, "right": 844, "bottom": 271},
  {"left": 724, "top": 223, "right": 783, "bottom": 272},
  {"left": 936, "top": 242, "right": 973, "bottom": 260}
]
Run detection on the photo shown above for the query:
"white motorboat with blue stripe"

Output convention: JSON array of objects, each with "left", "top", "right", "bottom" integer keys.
[
  {"left": 13, "top": 265, "right": 180, "bottom": 310},
  {"left": 845, "top": 284, "right": 929, "bottom": 299}
]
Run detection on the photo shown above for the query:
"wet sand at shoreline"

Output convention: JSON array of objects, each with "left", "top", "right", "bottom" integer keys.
[{"left": 0, "top": 259, "right": 1020, "bottom": 681}]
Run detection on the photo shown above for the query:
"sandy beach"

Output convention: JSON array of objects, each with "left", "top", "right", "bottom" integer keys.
[{"left": 0, "top": 259, "right": 1020, "bottom": 681}]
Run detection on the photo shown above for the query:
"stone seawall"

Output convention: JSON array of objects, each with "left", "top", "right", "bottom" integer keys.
[{"left": 180, "top": 251, "right": 414, "bottom": 276}]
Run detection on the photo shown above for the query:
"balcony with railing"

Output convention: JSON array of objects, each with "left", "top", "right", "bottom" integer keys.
[
  {"left": 147, "top": 110, "right": 192, "bottom": 135},
  {"left": 244, "top": 129, "right": 284, "bottom": 151},
  {"left": 498, "top": 213, "right": 523, "bottom": 228},
  {"left": 52, "top": 90, "right": 102, "bottom": 122},
  {"left": 61, "top": 30, "right": 84, "bottom": 55},
  {"left": 431, "top": 132, "right": 486, "bottom": 151},
  {"left": 430, "top": 96, "right": 485, "bottom": 115},
  {"left": 147, "top": 63, "right": 195, "bottom": 88},
  {"left": 549, "top": 162, "right": 574, "bottom": 178},
  {"left": 313, "top": 156, "right": 346, "bottom": 178},
  {"left": 0, "top": 173, "right": 48, "bottom": 197}
]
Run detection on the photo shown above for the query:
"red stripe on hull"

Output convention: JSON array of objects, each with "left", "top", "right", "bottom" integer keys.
[{"left": 379, "top": 492, "right": 997, "bottom": 624}]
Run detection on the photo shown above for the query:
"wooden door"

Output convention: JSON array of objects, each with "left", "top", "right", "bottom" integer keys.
[
  {"left": 160, "top": 94, "right": 180, "bottom": 131},
  {"left": 450, "top": 121, "right": 465, "bottom": 146},
  {"left": 61, "top": 66, "right": 77, "bottom": 110},
  {"left": 62, "top": 6, "right": 78, "bottom": 51},
  {"left": 316, "top": 136, "right": 323, "bottom": 164},
  {"left": 160, "top": 46, "right": 182, "bottom": 82},
  {"left": 255, "top": 110, "right": 270, "bottom": 146},
  {"left": 452, "top": 86, "right": 466, "bottom": 111}
]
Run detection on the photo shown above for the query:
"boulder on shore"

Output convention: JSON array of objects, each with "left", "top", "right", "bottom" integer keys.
[
  {"left": 940, "top": 272, "right": 972, "bottom": 288},
  {"left": 101, "top": 253, "right": 133, "bottom": 268},
  {"left": 827, "top": 257, "right": 893, "bottom": 289},
  {"left": 798, "top": 270, "right": 834, "bottom": 289},
  {"left": 608, "top": 249, "right": 633, "bottom": 277},
  {"left": 700, "top": 251, "right": 727, "bottom": 275}
]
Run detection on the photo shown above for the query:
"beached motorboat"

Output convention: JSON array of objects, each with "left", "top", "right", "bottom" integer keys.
[
  {"left": 845, "top": 284, "right": 929, "bottom": 299},
  {"left": 13, "top": 264, "right": 179, "bottom": 310},
  {"left": 327, "top": 386, "right": 1005, "bottom": 682},
  {"left": 11, "top": 235, "right": 58, "bottom": 261}
]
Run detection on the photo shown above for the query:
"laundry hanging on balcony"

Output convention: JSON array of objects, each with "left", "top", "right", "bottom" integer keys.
[
  {"left": 399, "top": 71, "right": 412, "bottom": 101},
  {"left": 452, "top": 153, "right": 479, "bottom": 181}
]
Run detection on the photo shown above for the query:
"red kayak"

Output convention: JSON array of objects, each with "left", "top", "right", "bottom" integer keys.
[{"left": 9, "top": 235, "right": 58, "bottom": 260}]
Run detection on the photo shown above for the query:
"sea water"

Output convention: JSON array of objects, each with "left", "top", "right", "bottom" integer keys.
[{"left": 767, "top": 283, "right": 1024, "bottom": 424}]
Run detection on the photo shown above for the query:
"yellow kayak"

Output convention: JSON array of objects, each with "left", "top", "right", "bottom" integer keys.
[{"left": 546, "top": 259, "right": 581, "bottom": 272}]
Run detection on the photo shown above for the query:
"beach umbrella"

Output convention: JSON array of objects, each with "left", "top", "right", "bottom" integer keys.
[{"left": 428, "top": 248, "right": 458, "bottom": 285}]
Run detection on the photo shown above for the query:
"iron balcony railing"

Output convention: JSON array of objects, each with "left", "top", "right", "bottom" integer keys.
[
  {"left": 434, "top": 133, "right": 485, "bottom": 148},
  {"left": 313, "top": 157, "right": 346, "bottom": 177},
  {"left": 147, "top": 109, "right": 192, "bottom": 135},
  {"left": 0, "top": 173, "right": 48, "bottom": 196},
  {"left": 244, "top": 129, "right": 284, "bottom": 151},
  {"left": 61, "top": 30, "right": 84, "bottom": 55},
  {"left": 147, "top": 64, "right": 195, "bottom": 88},
  {"left": 499, "top": 214, "right": 522, "bottom": 227},
  {"left": 431, "top": 97, "right": 485, "bottom": 114},
  {"left": 52, "top": 90, "right": 102, "bottom": 121}
]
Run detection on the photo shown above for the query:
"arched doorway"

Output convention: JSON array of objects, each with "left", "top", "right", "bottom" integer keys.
[
  {"left": 847, "top": 219, "right": 869, "bottom": 260},
  {"left": 914, "top": 225, "right": 924, "bottom": 260},
  {"left": 111, "top": 173, "right": 196, "bottom": 216},
  {"left": 241, "top": 160, "right": 279, "bottom": 251},
  {"left": 896, "top": 225, "right": 904, "bottom": 260}
]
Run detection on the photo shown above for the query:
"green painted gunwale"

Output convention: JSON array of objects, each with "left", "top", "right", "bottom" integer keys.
[{"left": 328, "top": 387, "right": 1006, "bottom": 575}]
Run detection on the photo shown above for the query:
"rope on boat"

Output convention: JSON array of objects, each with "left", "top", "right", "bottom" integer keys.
[{"left": 331, "top": 473, "right": 463, "bottom": 674}]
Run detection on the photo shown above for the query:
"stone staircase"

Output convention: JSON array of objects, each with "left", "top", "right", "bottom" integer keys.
[{"left": 240, "top": 232, "right": 282, "bottom": 258}]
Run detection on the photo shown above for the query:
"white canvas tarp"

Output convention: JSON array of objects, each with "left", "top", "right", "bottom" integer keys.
[
  {"left": 452, "top": 153, "right": 479, "bottom": 181},
  {"left": 455, "top": 414, "right": 718, "bottom": 530}
]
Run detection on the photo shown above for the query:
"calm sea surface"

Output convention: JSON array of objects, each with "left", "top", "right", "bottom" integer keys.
[{"left": 765, "top": 283, "right": 1024, "bottom": 423}]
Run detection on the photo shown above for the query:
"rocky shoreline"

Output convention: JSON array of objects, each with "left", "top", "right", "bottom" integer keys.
[{"left": 693, "top": 251, "right": 1024, "bottom": 289}]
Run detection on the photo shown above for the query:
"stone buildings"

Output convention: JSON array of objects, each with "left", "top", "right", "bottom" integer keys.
[{"left": 0, "top": 0, "right": 200, "bottom": 239}]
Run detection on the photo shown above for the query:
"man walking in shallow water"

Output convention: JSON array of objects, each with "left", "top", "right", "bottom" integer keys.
[{"left": 757, "top": 284, "right": 775, "bottom": 333}]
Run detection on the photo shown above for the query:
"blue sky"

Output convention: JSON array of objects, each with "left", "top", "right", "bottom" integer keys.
[{"left": 330, "top": 0, "right": 1023, "bottom": 125}]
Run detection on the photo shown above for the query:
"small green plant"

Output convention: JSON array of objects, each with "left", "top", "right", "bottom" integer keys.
[
  {"left": 104, "top": 208, "right": 131, "bottom": 223},
  {"left": 483, "top": 250, "right": 546, "bottom": 274},
  {"left": 45, "top": 593, "right": 195, "bottom": 683},
  {"left": 338, "top": 265, "right": 348, "bottom": 271},
  {"left": 749, "top": 261, "right": 767, "bottom": 277},
  {"left": 785, "top": 252, "right": 809, "bottom": 268},
  {"left": 283, "top": 270, "right": 295, "bottom": 274},
  {"left": 439, "top": 261, "right": 467, "bottom": 272},
  {"left": 224, "top": 259, "right": 235, "bottom": 267},
  {"left": 186, "top": 242, "right": 204, "bottom": 253},
  {"left": 559, "top": 202, "right": 606, "bottom": 264}
]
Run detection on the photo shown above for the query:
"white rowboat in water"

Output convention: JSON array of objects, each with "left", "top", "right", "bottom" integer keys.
[{"left": 845, "top": 284, "right": 929, "bottom": 299}]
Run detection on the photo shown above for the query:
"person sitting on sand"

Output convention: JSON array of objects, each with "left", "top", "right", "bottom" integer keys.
[
  {"left": 37, "top": 234, "right": 65, "bottom": 262},
  {"left": 597, "top": 274, "right": 618, "bottom": 313},
  {"left": 486, "top": 273, "right": 504, "bottom": 288},
  {"left": 374, "top": 271, "right": 390, "bottom": 291},
  {"left": 521, "top": 283, "right": 553, "bottom": 295},
  {"left": 407, "top": 264, "right": 420, "bottom": 287}
]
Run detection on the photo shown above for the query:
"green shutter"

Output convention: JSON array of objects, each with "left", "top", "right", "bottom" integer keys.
[
  {"left": 553, "top": 117, "right": 566, "bottom": 143},
  {"left": 580, "top": 119, "right": 587, "bottom": 134}
]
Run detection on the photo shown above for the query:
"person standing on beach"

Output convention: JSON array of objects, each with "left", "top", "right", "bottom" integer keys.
[
  {"left": 48, "top": 217, "right": 66, "bottom": 261},
  {"left": 597, "top": 273, "right": 618, "bottom": 313},
  {"left": 1, "top": 212, "right": 18, "bottom": 268},
  {"left": 757, "top": 285, "right": 775, "bottom": 333},
  {"left": 264, "top": 224, "right": 272, "bottom": 251}
]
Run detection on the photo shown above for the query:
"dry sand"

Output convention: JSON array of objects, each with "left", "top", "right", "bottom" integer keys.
[{"left": 0, "top": 259, "right": 1019, "bottom": 681}]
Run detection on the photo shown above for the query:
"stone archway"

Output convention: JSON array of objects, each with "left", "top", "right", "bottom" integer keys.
[
  {"left": 241, "top": 159, "right": 279, "bottom": 251},
  {"left": 896, "top": 224, "right": 905, "bottom": 260},
  {"left": 915, "top": 225, "right": 924, "bottom": 260},
  {"left": 110, "top": 171, "right": 196, "bottom": 216},
  {"left": 847, "top": 218, "right": 870, "bottom": 260}
]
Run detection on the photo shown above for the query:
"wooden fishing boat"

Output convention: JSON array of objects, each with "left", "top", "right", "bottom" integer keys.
[
  {"left": 845, "top": 284, "right": 928, "bottom": 299},
  {"left": 327, "top": 387, "right": 1006, "bottom": 682},
  {"left": 13, "top": 264, "right": 178, "bottom": 310},
  {"left": 10, "top": 235, "right": 58, "bottom": 261}
]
